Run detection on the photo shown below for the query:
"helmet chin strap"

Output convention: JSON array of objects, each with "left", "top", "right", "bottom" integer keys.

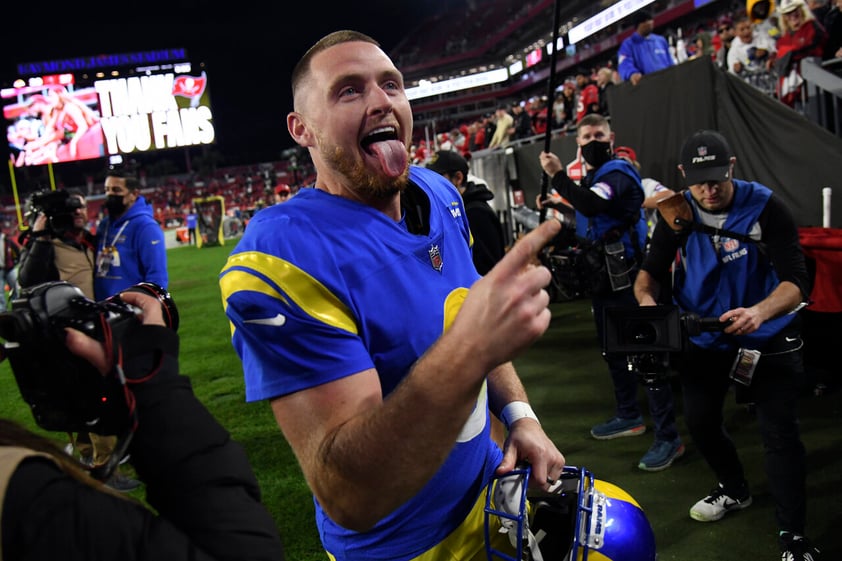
[{"left": 493, "top": 468, "right": 546, "bottom": 561}]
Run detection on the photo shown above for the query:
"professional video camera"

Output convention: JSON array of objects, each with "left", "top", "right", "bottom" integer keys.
[
  {"left": 511, "top": 206, "right": 594, "bottom": 302},
  {"left": 0, "top": 281, "right": 178, "bottom": 477},
  {"left": 603, "top": 305, "right": 728, "bottom": 385},
  {"left": 25, "top": 189, "right": 84, "bottom": 235}
]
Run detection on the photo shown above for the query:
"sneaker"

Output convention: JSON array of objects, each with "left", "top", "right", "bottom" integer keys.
[
  {"left": 689, "top": 483, "right": 752, "bottom": 522},
  {"left": 590, "top": 416, "right": 646, "bottom": 440},
  {"left": 780, "top": 532, "right": 821, "bottom": 561},
  {"left": 638, "top": 438, "right": 685, "bottom": 471},
  {"left": 105, "top": 472, "right": 142, "bottom": 493}
]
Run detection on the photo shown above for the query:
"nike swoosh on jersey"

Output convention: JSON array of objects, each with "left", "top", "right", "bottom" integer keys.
[
  {"left": 244, "top": 314, "right": 287, "bottom": 326},
  {"left": 151, "top": 240, "right": 161, "bottom": 244},
  {"left": 785, "top": 336, "right": 798, "bottom": 342}
]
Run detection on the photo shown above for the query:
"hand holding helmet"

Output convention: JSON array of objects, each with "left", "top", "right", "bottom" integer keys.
[{"left": 486, "top": 465, "right": 657, "bottom": 561}]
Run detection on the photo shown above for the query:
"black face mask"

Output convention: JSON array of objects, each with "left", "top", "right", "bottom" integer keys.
[
  {"left": 105, "top": 195, "right": 127, "bottom": 217},
  {"left": 581, "top": 140, "right": 613, "bottom": 168}
]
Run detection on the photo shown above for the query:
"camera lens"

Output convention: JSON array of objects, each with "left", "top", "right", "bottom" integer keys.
[{"left": 626, "top": 321, "right": 658, "bottom": 346}]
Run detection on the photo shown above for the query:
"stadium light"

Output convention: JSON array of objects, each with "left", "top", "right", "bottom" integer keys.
[
  {"left": 568, "top": 0, "right": 657, "bottom": 45},
  {"left": 406, "top": 68, "right": 509, "bottom": 101},
  {"left": 545, "top": 37, "right": 565, "bottom": 55}
]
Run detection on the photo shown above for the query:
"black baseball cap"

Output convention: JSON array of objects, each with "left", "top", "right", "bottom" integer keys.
[
  {"left": 679, "top": 130, "right": 734, "bottom": 185},
  {"left": 427, "top": 150, "right": 469, "bottom": 176}
]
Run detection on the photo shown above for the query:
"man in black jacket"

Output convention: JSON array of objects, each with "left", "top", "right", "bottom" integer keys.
[
  {"left": 428, "top": 150, "right": 506, "bottom": 274},
  {"left": 510, "top": 102, "right": 534, "bottom": 141},
  {"left": 0, "top": 289, "right": 285, "bottom": 561}
]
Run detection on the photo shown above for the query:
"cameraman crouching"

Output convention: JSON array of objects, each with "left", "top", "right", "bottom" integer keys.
[
  {"left": 634, "top": 130, "right": 819, "bottom": 560},
  {"left": 0, "top": 290, "right": 285, "bottom": 560},
  {"left": 17, "top": 188, "right": 139, "bottom": 492}
]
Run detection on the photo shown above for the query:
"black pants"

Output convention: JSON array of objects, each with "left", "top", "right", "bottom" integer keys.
[
  {"left": 593, "top": 285, "right": 679, "bottom": 442},
  {"left": 677, "top": 329, "right": 807, "bottom": 534}
]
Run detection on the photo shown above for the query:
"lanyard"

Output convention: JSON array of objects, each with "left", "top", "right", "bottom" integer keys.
[{"left": 103, "top": 220, "right": 130, "bottom": 250}]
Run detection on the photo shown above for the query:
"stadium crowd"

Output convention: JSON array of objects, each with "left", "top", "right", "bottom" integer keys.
[{"left": 408, "top": 0, "right": 839, "bottom": 162}]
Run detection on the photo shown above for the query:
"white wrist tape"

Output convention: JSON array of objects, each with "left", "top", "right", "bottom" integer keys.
[{"left": 500, "top": 401, "right": 540, "bottom": 430}]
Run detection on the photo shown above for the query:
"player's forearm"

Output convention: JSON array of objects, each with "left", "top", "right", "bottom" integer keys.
[
  {"left": 487, "top": 362, "right": 528, "bottom": 418},
  {"left": 309, "top": 334, "right": 491, "bottom": 531},
  {"left": 308, "top": 221, "right": 559, "bottom": 529}
]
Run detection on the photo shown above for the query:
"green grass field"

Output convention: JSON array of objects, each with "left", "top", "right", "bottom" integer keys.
[{"left": 1, "top": 242, "right": 839, "bottom": 561}]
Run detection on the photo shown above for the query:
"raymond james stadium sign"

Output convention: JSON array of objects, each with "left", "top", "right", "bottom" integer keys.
[{"left": 16, "top": 49, "right": 188, "bottom": 76}]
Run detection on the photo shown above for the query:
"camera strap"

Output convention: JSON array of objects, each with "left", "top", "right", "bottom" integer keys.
[
  {"left": 89, "top": 414, "right": 134, "bottom": 482},
  {"left": 88, "top": 324, "right": 177, "bottom": 481},
  {"left": 674, "top": 217, "right": 768, "bottom": 256}
]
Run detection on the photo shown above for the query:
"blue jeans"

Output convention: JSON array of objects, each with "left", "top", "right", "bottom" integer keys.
[{"left": 591, "top": 284, "right": 680, "bottom": 442}]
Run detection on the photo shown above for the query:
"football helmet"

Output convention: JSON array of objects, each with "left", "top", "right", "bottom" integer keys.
[{"left": 484, "top": 465, "right": 656, "bottom": 561}]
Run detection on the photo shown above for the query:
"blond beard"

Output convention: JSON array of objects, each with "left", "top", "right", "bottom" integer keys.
[{"left": 319, "top": 137, "right": 409, "bottom": 200}]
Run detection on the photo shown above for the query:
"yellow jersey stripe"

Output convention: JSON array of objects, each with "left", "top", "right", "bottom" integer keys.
[{"left": 220, "top": 251, "right": 358, "bottom": 334}]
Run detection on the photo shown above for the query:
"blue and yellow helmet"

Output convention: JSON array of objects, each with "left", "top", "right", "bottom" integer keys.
[{"left": 485, "top": 465, "right": 656, "bottom": 561}]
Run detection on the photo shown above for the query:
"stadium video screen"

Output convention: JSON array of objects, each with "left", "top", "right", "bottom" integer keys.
[{"left": 3, "top": 60, "right": 215, "bottom": 168}]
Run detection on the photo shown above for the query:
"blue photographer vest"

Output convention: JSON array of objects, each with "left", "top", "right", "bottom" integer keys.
[{"left": 673, "top": 180, "right": 794, "bottom": 350}]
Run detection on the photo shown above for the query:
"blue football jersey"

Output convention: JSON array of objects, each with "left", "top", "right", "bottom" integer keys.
[{"left": 219, "top": 166, "right": 504, "bottom": 560}]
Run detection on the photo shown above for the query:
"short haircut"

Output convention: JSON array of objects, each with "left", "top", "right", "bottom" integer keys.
[
  {"left": 106, "top": 167, "right": 140, "bottom": 191},
  {"left": 291, "top": 30, "right": 380, "bottom": 106},
  {"left": 631, "top": 9, "right": 652, "bottom": 26},
  {"left": 578, "top": 113, "right": 610, "bottom": 131}
]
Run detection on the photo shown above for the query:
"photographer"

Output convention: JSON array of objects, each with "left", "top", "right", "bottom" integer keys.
[
  {"left": 634, "top": 130, "right": 818, "bottom": 560},
  {"left": 18, "top": 189, "right": 95, "bottom": 300},
  {"left": 0, "top": 289, "right": 285, "bottom": 560},
  {"left": 538, "top": 113, "right": 683, "bottom": 473},
  {"left": 17, "top": 188, "right": 139, "bottom": 492}
]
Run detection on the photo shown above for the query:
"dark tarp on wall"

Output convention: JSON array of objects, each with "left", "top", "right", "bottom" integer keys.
[
  {"left": 503, "top": 57, "right": 842, "bottom": 387},
  {"left": 510, "top": 135, "right": 578, "bottom": 214},
  {"left": 509, "top": 57, "right": 842, "bottom": 227},
  {"left": 605, "top": 56, "right": 842, "bottom": 228}
]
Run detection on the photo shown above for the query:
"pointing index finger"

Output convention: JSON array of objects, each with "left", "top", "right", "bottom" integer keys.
[{"left": 497, "top": 220, "right": 561, "bottom": 275}]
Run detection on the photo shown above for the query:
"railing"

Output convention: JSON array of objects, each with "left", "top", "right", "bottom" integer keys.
[{"left": 801, "top": 57, "right": 842, "bottom": 138}]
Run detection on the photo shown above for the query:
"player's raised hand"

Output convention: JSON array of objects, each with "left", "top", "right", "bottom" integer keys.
[{"left": 451, "top": 219, "right": 561, "bottom": 371}]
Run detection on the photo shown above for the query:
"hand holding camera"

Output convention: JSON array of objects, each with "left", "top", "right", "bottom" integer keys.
[
  {"left": 0, "top": 282, "right": 178, "bottom": 437},
  {"left": 65, "top": 290, "right": 168, "bottom": 376},
  {"left": 31, "top": 213, "right": 48, "bottom": 235},
  {"left": 603, "top": 305, "right": 731, "bottom": 384}
]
